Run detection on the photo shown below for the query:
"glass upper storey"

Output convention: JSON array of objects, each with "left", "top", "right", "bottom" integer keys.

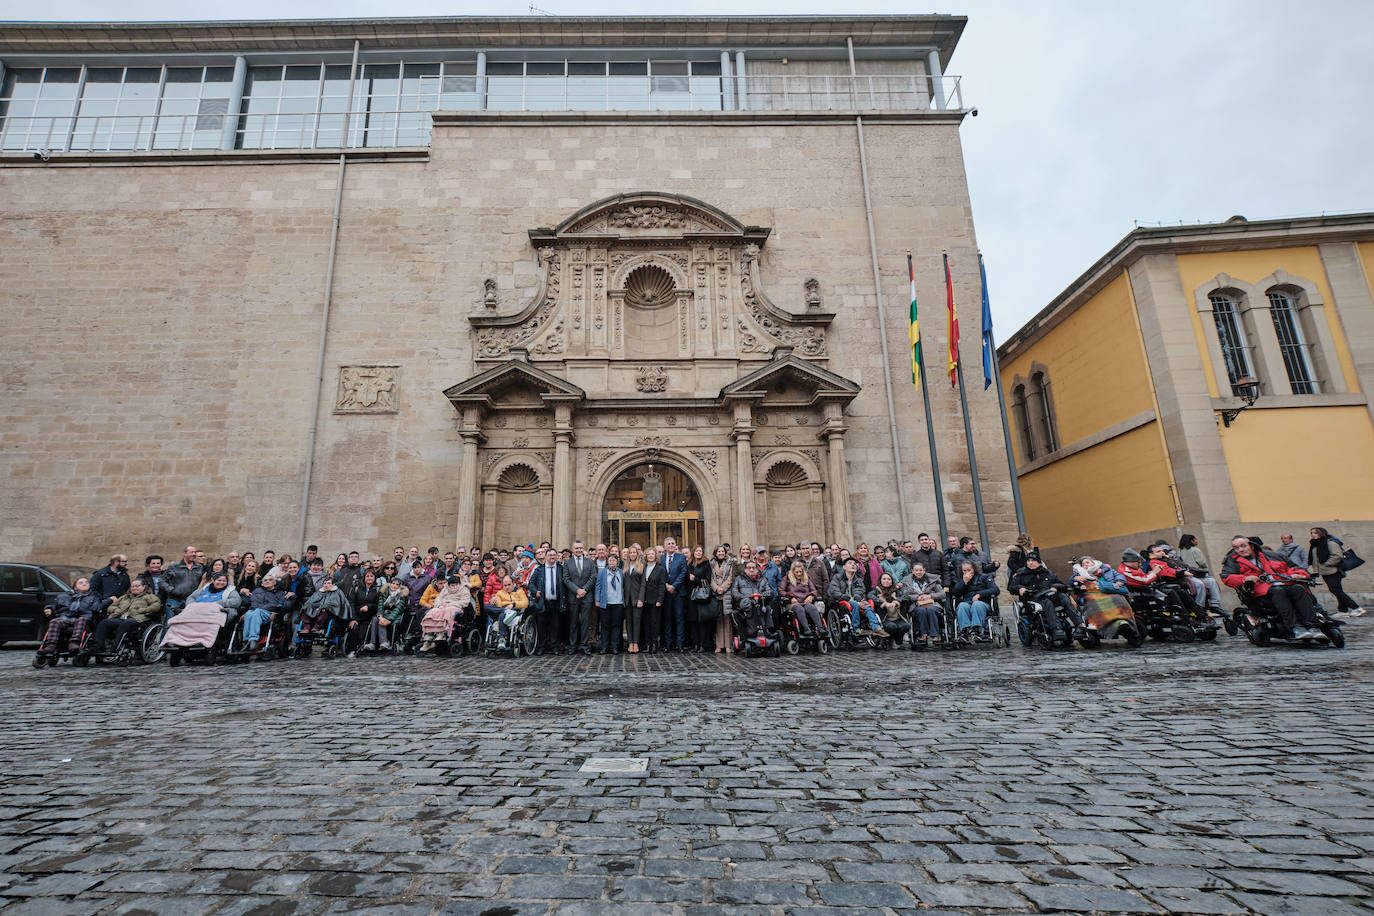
[{"left": 0, "top": 34, "right": 961, "bottom": 152}]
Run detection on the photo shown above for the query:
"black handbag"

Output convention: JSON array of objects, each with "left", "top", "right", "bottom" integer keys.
[
  {"left": 689, "top": 585, "right": 710, "bottom": 602},
  {"left": 1339, "top": 547, "right": 1365, "bottom": 572}
]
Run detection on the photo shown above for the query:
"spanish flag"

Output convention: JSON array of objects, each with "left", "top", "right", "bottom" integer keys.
[
  {"left": 908, "top": 252, "right": 921, "bottom": 393},
  {"left": 944, "top": 251, "right": 959, "bottom": 388}
]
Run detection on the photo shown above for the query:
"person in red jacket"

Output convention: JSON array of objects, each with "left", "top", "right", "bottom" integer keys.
[
  {"left": 1146, "top": 544, "right": 1206, "bottom": 620},
  {"left": 1220, "top": 536, "right": 1323, "bottom": 641}
]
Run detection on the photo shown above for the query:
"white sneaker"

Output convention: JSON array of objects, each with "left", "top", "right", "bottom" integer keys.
[
  {"left": 346, "top": 651, "right": 356, "bottom": 659},
  {"left": 1331, "top": 611, "right": 1351, "bottom": 619},
  {"left": 1294, "top": 627, "right": 1312, "bottom": 640},
  {"left": 1349, "top": 607, "right": 1367, "bottom": 617},
  {"left": 378, "top": 641, "right": 391, "bottom": 650}
]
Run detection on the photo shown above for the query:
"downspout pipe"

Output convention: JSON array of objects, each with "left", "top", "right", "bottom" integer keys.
[
  {"left": 850, "top": 36, "right": 911, "bottom": 537},
  {"left": 298, "top": 38, "right": 360, "bottom": 553}
]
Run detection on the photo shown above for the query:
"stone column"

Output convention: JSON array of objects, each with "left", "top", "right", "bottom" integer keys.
[
  {"left": 822, "top": 401, "right": 852, "bottom": 547},
  {"left": 732, "top": 403, "right": 757, "bottom": 546},
  {"left": 552, "top": 403, "right": 574, "bottom": 546},
  {"left": 454, "top": 407, "right": 484, "bottom": 551}
]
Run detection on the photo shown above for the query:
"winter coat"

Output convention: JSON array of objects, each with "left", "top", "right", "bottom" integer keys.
[
  {"left": 50, "top": 590, "right": 102, "bottom": 620},
  {"left": 949, "top": 572, "right": 1000, "bottom": 604},
  {"left": 245, "top": 586, "right": 286, "bottom": 614},
  {"left": 805, "top": 557, "right": 831, "bottom": 595},
  {"left": 1179, "top": 546, "right": 1211, "bottom": 575},
  {"left": 1221, "top": 548, "right": 1308, "bottom": 597},
  {"left": 827, "top": 571, "right": 869, "bottom": 605},
  {"left": 897, "top": 573, "right": 945, "bottom": 606},
  {"left": 135, "top": 570, "right": 166, "bottom": 600},
  {"left": 779, "top": 576, "right": 818, "bottom": 606},
  {"left": 730, "top": 572, "right": 774, "bottom": 608},
  {"left": 379, "top": 589, "right": 408, "bottom": 623},
  {"left": 104, "top": 590, "right": 162, "bottom": 624},
  {"left": 403, "top": 569, "right": 434, "bottom": 613},
  {"left": 302, "top": 586, "right": 354, "bottom": 621},
  {"left": 1116, "top": 563, "right": 1159, "bottom": 589},
  {"left": 908, "top": 547, "right": 946, "bottom": 586},
  {"left": 594, "top": 566, "right": 627, "bottom": 609},
  {"left": 161, "top": 561, "right": 205, "bottom": 602},
  {"left": 189, "top": 583, "right": 243, "bottom": 611},
  {"left": 761, "top": 561, "right": 783, "bottom": 595},
  {"left": 1308, "top": 538, "right": 1346, "bottom": 576},
  {"left": 89, "top": 566, "right": 130, "bottom": 604},
  {"left": 880, "top": 556, "right": 911, "bottom": 584},
  {"left": 1009, "top": 564, "right": 1065, "bottom": 596},
  {"left": 868, "top": 584, "right": 904, "bottom": 619},
  {"left": 350, "top": 583, "right": 381, "bottom": 617},
  {"left": 857, "top": 557, "right": 884, "bottom": 592}
]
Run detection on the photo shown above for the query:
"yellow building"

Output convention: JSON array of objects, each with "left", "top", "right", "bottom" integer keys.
[{"left": 998, "top": 213, "right": 1374, "bottom": 597}]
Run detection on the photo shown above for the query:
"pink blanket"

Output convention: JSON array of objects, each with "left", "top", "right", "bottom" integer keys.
[{"left": 161, "top": 602, "right": 227, "bottom": 648}]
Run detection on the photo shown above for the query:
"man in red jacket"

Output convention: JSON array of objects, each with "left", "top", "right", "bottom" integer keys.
[{"left": 1220, "top": 536, "right": 1323, "bottom": 641}]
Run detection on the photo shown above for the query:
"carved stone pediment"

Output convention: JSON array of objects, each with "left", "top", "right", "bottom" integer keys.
[
  {"left": 470, "top": 191, "right": 835, "bottom": 377},
  {"left": 720, "top": 353, "right": 860, "bottom": 408},
  {"left": 443, "top": 359, "right": 585, "bottom": 409}
]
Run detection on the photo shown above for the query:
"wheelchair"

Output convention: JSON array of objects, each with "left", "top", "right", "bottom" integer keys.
[
  {"left": 827, "top": 599, "right": 883, "bottom": 651},
  {"left": 1126, "top": 585, "right": 1218, "bottom": 643},
  {"left": 32, "top": 614, "right": 100, "bottom": 668},
  {"left": 946, "top": 596, "right": 1007, "bottom": 649},
  {"left": 1228, "top": 576, "right": 1345, "bottom": 649},
  {"left": 732, "top": 594, "right": 782, "bottom": 657},
  {"left": 290, "top": 615, "right": 350, "bottom": 659},
  {"left": 777, "top": 600, "right": 833, "bottom": 655},
  {"left": 221, "top": 611, "right": 284, "bottom": 663},
  {"left": 449, "top": 607, "right": 485, "bottom": 657},
  {"left": 84, "top": 618, "right": 167, "bottom": 667},
  {"left": 484, "top": 606, "right": 538, "bottom": 658},
  {"left": 1015, "top": 588, "right": 1085, "bottom": 649}
]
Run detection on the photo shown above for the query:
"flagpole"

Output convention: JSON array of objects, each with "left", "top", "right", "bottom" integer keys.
[
  {"left": 980, "top": 252, "right": 1026, "bottom": 532},
  {"left": 912, "top": 250, "right": 948, "bottom": 547},
  {"left": 955, "top": 350, "right": 989, "bottom": 552}
]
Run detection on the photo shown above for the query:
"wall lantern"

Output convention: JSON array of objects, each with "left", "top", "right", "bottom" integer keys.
[{"left": 1220, "top": 376, "right": 1260, "bottom": 427}]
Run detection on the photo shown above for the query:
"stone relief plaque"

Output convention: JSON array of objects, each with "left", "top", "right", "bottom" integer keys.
[{"left": 335, "top": 366, "right": 398, "bottom": 414}]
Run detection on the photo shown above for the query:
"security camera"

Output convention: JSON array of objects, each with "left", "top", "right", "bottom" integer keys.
[
  {"left": 32, "top": 149, "right": 51, "bottom": 161},
  {"left": 970, "top": 108, "right": 979, "bottom": 117}
]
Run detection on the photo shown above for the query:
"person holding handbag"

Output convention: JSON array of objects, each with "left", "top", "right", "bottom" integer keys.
[
  {"left": 686, "top": 545, "right": 714, "bottom": 653},
  {"left": 1308, "top": 527, "right": 1365, "bottom": 617}
]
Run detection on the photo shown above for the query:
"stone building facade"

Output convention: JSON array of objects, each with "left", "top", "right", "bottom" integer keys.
[{"left": 0, "top": 16, "right": 1017, "bottom": 564}]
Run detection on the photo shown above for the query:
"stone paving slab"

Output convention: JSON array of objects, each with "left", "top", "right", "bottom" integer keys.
[{"left": 0, "top": 631, "right": 1372, "bottom": 914}]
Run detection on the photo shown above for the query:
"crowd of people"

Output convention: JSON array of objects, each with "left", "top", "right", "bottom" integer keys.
[{"left": 35, "top": 526, "right": 1364, "bottom": 660}]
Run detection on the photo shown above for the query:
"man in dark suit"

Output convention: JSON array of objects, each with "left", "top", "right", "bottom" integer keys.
[
  {"left": 563, "top": 540, "right": 598, "bottom": 655},
  {"left": 661, "top": 536, "right": 689, "bottom": 650},
  {"left": 527, "top": 551, "right": 564, "bottom": 655},
  {"left": 639, "top": 546, "right": 669, "bottom": 654}
]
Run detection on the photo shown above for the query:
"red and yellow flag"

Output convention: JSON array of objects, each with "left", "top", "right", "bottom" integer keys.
[{"left": 943, "top": 252, "right": 959, "bottom": 388}]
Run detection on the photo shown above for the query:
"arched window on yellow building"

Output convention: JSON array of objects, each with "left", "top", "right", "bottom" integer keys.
[
  {"left": 1265, "top": 287, "right": 1318, "bottom": 395},
  {"left": 1207, "top": 291, "right": 1256, "bottom": 395},
  {"left": 1027, "top": 369, "right": 1059, "bottom": 454},
  {"left": 1011, "top": 382, "right": 1035, "bottom": 462}
]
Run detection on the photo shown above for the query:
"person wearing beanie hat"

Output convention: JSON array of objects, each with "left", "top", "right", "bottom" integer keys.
[
  {"left": 1121, "top": 548, "right": 1143, "bottom": 564},
  {"left": 1009, "top": 550, "right": 1083, "bottom": 640}
]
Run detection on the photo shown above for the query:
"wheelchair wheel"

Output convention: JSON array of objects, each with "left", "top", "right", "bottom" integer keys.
[
  {"left": 817, "top": 638, "right": 830, "bottom": 655},
  {"left": 1121, "top": 622, "right": 1145, "bottom": 648},
  {"left": 1323, "top": 625, "right": 1345, "bottom": 649},
  {"left": 1241, "top": 617, "right": 1269, "bottom": 646},
  {"left": 1223, "top": 615, "right": 1238, "bottom": 637},
  {"left": 72, "top": 652, "right": 90, "bottom": 667},
  {"left": 784, "top": 638, "right": 800, "bottom": 655},
  {"left": 520, "top": 620, "right": 538, "bottom": 658},
  {"left": 823, "top": 609, "right": 840, "bottom": 649},
  {"left": 259, "top": 645, "right": 276, "bottom": 662},
  {"left": 140, "top": 624, "right": 166, "bottom": 664},
  {"left": 769, "top": 640, "right": 782, "bottom": 658},
  {"left": 1197, "top": 627, "right": 1217, "bottom": 642},
  {"left": 1171, "top": 624, "right": 1195, "bottom": 643},
  {"left": 1079, "top": 630, "right": 1101, "bottom": 649},
  {"left": 167, "top": 649, "right": 183, "bottom": 667},
  {"left": 31, "top": 654, "right": 46, "bottom": 669},
  {"left": 465, "top": 627, "right": 484, "bottom": 655},
  {"left": 1017, "top": 617, "right": 1033, "bottom": 647}
]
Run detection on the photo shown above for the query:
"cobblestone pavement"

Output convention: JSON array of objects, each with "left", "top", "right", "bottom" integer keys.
[{"left": 1, "top": 629, "right": 1373, "bottom": 915}]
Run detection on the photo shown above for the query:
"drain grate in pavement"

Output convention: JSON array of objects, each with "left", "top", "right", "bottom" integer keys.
[{"left": 486, "top": 705, "right": 581, "bottom": 720}]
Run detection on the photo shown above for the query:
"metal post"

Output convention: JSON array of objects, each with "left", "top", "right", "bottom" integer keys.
[
  {"left": 220, "top": 55, "right": 247, "bottom": 150},
  {"left": 925, "top": 49, "right": 944, "bottom": 110},
  {"left": 297, "top": 38, "right": 360, "bottom": 554},
  {"left": 956, "top": 353, "right": 989, "bottom": 551},
  {"left": 981, "top": 253, "right": 1026, "bottom": 531},
  {"left": 911, "top": 251, "right": 948, "bottom": 547},
  {"left": 476, "top": 51, "right": 487, "bottom": 111},
  {"left": 855, "top": 120, "right": 910, "bottom": 538},
  {"left": 734, "top": 51, "right": 748, "bottom": 110},
  {"left": 720, "top": 50, "right": 734, "bottom": 110}
]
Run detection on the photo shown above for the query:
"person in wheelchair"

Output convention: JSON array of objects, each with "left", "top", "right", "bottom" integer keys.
[
  {"left": 869, "top": 572, "right": 910, "bottom": 646},
  {"left": 187, "top": 572, "right": 243, "bottom": 624},
  {"left": 298, "top": 576, "right": 353, "bottom": 638},
  {"left": 780, "top": 560, "right": 824, "bottom": 635},
  {"left": 39, "top": 577, "right": 101, "bottom": 659},
  {"left": 731, "top": 559, "right": 777, "bottom": 637},
  {"left": 1145, "top": 543, "right": 1208, "bottom": 622},
  {"left": 949, "top": 559, "right": 999, "bottom": 639},
  {"left": 489, "top": 574, "right": 530, "bottom": 650},
  {"left": 1221, "top": 535, "right": 1325, "bottom": 641},
  {"left": 1070, "top": 556, "right": 1129, "bottom": 596},
  {"left": 90, "top": 577, "right": 162, "bottom": 656},
  {"left": 1010, "top": 552, "right": 1083, "bottom": 640},
  {"left": 828, "top": 556, "right": 886, "bottom": 637},
  {"left": 238, "top": 574, "right": 287, "bottom": 656},
  {"left": 362, "top": 578, "right": 408, "bottom": 652},
  {"left": 897, "top": 562, "right": 944, "bottom": 647}
]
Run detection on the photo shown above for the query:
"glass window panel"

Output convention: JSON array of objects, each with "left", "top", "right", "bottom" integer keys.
[
  {"left": 441, "top": 75, "right": 476, "bottom": 93},
  {"left": 524, "top": 76, "right": 565, "bottom": 110},
  {"left": 526, "top": 62, "right": 564, "bottom": 76},
  {"left": 282, "top": 65, "right": 321, "bottom": 96},
  {"left": 205, "top": 66, "right": 234, "bottom": 84},
  {"left": 443, "top": 61, "right": 477, "bottom": 76},
  {"left": 651, "top": 61, "right": 688, "bottom": 76},
  {"left": 43, "top": 68, "right": 81, "bottom": 88},
  {"left": 690, "top": 61, "right": 721, "bottom": 76},
  {"left": 568, "top": 62, "right": 605, "bottom": 76},
  {"left": 163, "top": 67, "right": 205, "bottom": 97},
  {"left": 124, "top": 68, "right": 161, "bottom": 87},
  {"left": 486, "top": 62, "right": 524, "bottom": 75},
  {"left": 486, "top": 76, "right": 523, "bottom": 110},
  {"left": 689, "top": 76, "right": 724, "bottom": 110},
  {"left": 82, "top": 68, "right": 122, "bottom": 98},
  {"left": 609, "top": 62, "right": 648, "bottom": 75},
  {"left": 1267, "top": 290, "right": 1316, "bottom": 394},
  {"left": 607, "top": 76, "right": 650, "bottom": 109},
  {"left": 567, "top": 75, "right": 606, "bottom": 110}
]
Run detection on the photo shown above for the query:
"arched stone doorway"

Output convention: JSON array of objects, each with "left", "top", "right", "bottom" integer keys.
[{"left": 602, "top": 461, "right": 705, "bottom": 549}]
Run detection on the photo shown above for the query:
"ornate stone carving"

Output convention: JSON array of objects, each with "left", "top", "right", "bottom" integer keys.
[
  {"left": 492, "top": 416, "right": 508, "bottom": 428},
  {"left": 739, "top": 245, "right": 826, "bottom": 357},
  {"left": 586, "top": 416, "right": 598, "bottom": 427},
  {"left": 805, "top": 278, "right": 822, "bottom": 309},
  {"left": 534, "top": 450, "right": 555, "bottom": 470},
  {"left": 751, "top": 451, "right": 765, "bottom": 469},
  {"left": 626, "top": 416, "right": 639, "bottom": 427},
  {"left": 535, "top": 417, "right": 549, "bottom": 428},
  {"left": 483, "top": 453, "right": 503, "bottom": 477},
  {"left": 708, "top": 414, "right": 721, "bottom": 425},
  {"left": 802, "top": 448, "right": 822, "bottom": 467},
  {"left": 634, "top": 436, "right": 670, "bottom": 447},
  {"left": 512, "top": 437, "right": 529, "bottom": 449},
  {"left": 793, "top": 414, "right": 813, "bottom": 426},
  {"left": 483, "top": 278, "right": 499, "bottom": 308},
  {"left": 689, "top": 449, "right": 719, "bottom": 479},
  {"left": 737, "top": 318, "right": 767, "bottom": 354},
  {"left": 335, "top": 366, "right": 398, "bottom": 413},
  {"left": 635, "top": 365, "right": 668, "bottom": 393},
  {"left": 475, "top": 251, "right": 560, "bottom": 359},
  {"left": 665, "top": 415, "right": 677, "bottom": 427},
  {"left": 625, "top": 264, "right": 677, "bottom": 309},
  {"left": 755, "top": 413, "right": 769, "bottom": 426},
  {"left": 586, "top": 448, "right": 617, "bottom": 476},
  {"left": 608, "top": 205, "right": 686, "bottom": 229},
  {"left": 774, "top": 434, "right": 792, "bottom": 446}
]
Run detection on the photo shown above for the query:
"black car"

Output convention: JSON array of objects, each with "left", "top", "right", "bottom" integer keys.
[{"left": 0, "top": 564, "right": 88, "bottom": 644}]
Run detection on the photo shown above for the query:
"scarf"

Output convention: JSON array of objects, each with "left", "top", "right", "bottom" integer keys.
[{"left": 1309, "top": 534, "right": 1331, "bottom": 564}]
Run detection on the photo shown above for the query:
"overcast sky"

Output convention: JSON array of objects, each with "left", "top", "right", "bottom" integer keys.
[{"left": 6, "top": 0, "right": 1373, "bottom": 334}]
